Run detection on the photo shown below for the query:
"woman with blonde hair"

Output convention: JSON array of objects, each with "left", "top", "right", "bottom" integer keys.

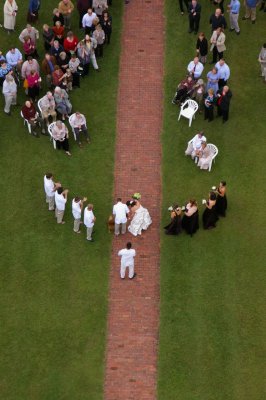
[{"left": 204, "top": 88, "right": 215, "bottom": 122}]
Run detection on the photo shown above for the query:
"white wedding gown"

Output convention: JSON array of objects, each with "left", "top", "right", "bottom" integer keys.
[{"left": 128, "top": 205, "right": 152, "bottom": 236}]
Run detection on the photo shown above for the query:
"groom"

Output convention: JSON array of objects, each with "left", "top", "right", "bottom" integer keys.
[{"left": 112, "top": 198, "right": 130, "bottom": 236}]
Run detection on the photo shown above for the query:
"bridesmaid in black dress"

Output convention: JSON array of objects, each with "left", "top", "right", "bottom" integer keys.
[
  {"left": 215, "top": 181, "right": 227, "bottom": 217},
  {"left": 181, "top": 199, "right": 199, "bottom": 237},
  {"left": 164, "top": 205, "right": 182, "bottom": 235},
  {"left": 202, "top": 191, "right": 219, "bottom": 229}
]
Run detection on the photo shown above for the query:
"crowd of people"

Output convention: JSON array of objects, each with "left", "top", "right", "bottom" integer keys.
[
  {"left": 1, "top": 0, "right": 113, "bottom": 150},
  {"left": 164, "top": 181, "right": 227, "bottom": 236}
]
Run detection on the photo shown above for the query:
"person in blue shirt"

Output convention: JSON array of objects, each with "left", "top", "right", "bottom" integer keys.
[
  {"left": 27, "top": 0, "right": 40, "bottom": 23},
  {"left": 242, "top": 0, "right": 259, "bottom": 23},
  {"left": 228, "top": 0, "right": 241, "bottom": 34}
]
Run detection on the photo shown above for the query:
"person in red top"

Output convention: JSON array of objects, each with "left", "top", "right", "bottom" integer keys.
[
  {"left": 27, "top": 69, "right": 41, "bottom": 101},
  {"left": 63, "top": 31, "right": 78, "bottom": 55},
  {"left": 52, "top": 21, "right": 65, "bottom": 44},
  {"left": 23, "top": 36, "right": 38, "bottom": 59},
  {"left": 52, "top": 65, "right": 64, "bottom": 87},
  {"left": 21, "top": 100, "right": 46, "bottom": 136}
]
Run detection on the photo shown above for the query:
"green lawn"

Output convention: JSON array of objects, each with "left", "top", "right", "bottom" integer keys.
[
  {"left": 158, "top": 2, "right": 266, "bottom": 400},
  {"left": 0, "top": 2, "right": 123, "bottom": 399}
]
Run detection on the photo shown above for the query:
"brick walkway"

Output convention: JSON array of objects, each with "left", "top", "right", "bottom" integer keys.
[{"left": 104, "top": 1, "right": 164, "bottom": 399}]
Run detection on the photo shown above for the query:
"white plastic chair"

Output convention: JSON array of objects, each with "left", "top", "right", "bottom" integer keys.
[
  {"left": 37, "top": 99, "right": 44, "bottom": 117},
  {"left": 47, "top": 122, "right": 57, "bottom": 150},
  {"left": 178, "top": 99, "right": 198, "bottom": 127},
  {"left": 68, "top": 113, "right": 87, "bottom": 141},
  {"left": 21, "top": 110, "right": 32, "bottom": 134},
  {"left": 206, "top": 143, "right": 218, "bottom": 172}
]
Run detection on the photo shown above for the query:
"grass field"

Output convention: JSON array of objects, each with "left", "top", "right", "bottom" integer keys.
[
  {"left": 158, "top": 2, "right": 266, "bottom": 400},
  {"left": 0, "top": 2, "right": 123, "bottom": 399}
]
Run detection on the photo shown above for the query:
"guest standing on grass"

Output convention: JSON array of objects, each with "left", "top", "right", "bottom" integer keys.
[
  {"left": 84, "top": 203, "right": 96, "bottom": 242},
  {"left": 2, "top": 74, "right": 17, "bottom": 116},
  {"left": 196, "top": 32, "right": 208, "bottom": 64},
  {"left": 55, "top": 186, "right": 69, "bottom": 224},
  {"left": 27, "top": 0, "right": 40, "bottom": 23},
  {"left": 228, "top": 0, "right": 241, "bottom": 35},
  {"left": 58, "top": 0, "right": 74, "bottom": 30},
  {"left": 258, "top": 43, "right": 266, "bottom": 82},
  {"left": 242, "top": 0, "right": 259, "bottom": 24},
  {"left": 210, "top": 27, "right": 226, "bottom": 64},
  {"left": 215, "top": 181, "right": 227, "bottom": 217},
  {"left": 202, "top": 192, "right": 219, "bottom": 230},
  {"left": 215, "top": 58, "right": 230, "bottom": 88},
  {"left": 4, "top": 0, "right": 18, "bottom": 34},
  {"left": 118, "top": 242, "right": 136, "bottom": 280},
  {"left": 204, "top": 88, "right": 215, "bottom": 122},
  {"left": 101, "top": 11, "right": 112, "bottom": 44},
  {"left": 72, "top": 196, "right": 87, "bottom": 233},
  {"left": 77, "top": 0, "right": 91, "bottom": 28},
  {"left": 188, "top": 0, "right": 201, "bottom": 34},
  {"left": 216, "top": 85, "right": 232, "bottom": 123},
  {"left": 113, "top": 198, "right": 130, "bottom": 236},
  {"left": 187, "top": 56, "right": 204, "bottom": 79},
  {"left": 209, "top": 8, "right": 227, "bottom": 31},
  {"left": 179, "top": 0, "right": 189, "bottom": 15},
  {"left": 44, "top": 172, "right": 61, "bottom": 211}
]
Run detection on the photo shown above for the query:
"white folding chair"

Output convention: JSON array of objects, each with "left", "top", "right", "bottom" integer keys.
[
  {"left": 47, "top": 122, "right": 57, "bottom": 150},
  {"left": 20, "top": 110, "right": 32, "bottom": 134},
  {"left": 206, "top": 143, "right": 218, "bottom": 172},
  {"left": 178, "top": 99, "right": 198, "bottom": 127}
]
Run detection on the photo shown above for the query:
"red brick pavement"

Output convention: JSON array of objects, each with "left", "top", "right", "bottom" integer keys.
[{"left": 104, "top": 1, "right": 164, "bottom": 399}]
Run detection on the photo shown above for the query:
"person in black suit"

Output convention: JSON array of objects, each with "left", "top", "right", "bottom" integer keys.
[
  {"left": 188, "top": 0, "right": 201, "bottom": 34},
  {"left": 216, "top": 85, "right": 232, "bottom": 122}
]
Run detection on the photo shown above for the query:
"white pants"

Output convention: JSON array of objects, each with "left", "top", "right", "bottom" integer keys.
[
  {"left": 90, "top": 53, "right": 99, "bottom": 70},
  {"left": 120, "top": 264, "right": 134, "bottom": 279},
  {"left": 4, "top": 94, "right": 17, "bottom": 113}
]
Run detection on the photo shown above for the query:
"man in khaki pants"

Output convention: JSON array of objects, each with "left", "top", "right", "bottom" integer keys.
[
  {"left": 72, "top": 196, "right": 87, "bottom": 233},
  {"left": 44, "top": 172, "right": 61, "bottom": 211},
  {"left": 55, "top": 187, "right": 69, "bottom": 224},
  {"left": 84, "top": 204, "right": 96, "bottom": 242},
  {"left": 112, "top": 198, "right": 130, "bottom": 236}
]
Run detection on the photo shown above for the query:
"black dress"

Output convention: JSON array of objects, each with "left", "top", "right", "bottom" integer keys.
[
  {"left": 215, "top": 191, "right": 227, "bottom": 217},
  {"left": 202, "top": 204, "right": 219, "bottom": 229},
  {"left": 182, "top": 210, "right": 199, "bottom": 236},
  {"left": 164, "top": 212, "right": 182, "bottom": 235}
]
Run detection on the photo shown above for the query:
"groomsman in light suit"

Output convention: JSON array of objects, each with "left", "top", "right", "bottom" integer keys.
[{"left": 113, "top": 198, "right": 130, "bottom": 236}]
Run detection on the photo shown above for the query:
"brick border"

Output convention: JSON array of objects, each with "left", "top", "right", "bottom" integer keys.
[{"left": 104, "top": 1, "right": 164, "bottom": 399}]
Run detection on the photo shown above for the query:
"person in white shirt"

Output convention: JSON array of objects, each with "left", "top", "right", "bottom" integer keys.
[
  {"left": 113, "top": 198, "right": 130, "bottom": 236},
  {"left": 82, "top": 8, "right": 97, "bottom": 35},
  {"left": 55, "top": 186, "right": 68, "bottom": 224},
  {"left": 185, "top": 131, "right": 207, "bottom": 159},
  {"left": 187, "top": 57, "right": 204, "bottom": 79},
  {"left": 118, "top": 242, "right": 136, "bottom": 280},
  {"left": 84, "top": 203, "right": 96, "bottom": 241},
  {"left": 6, "top": 48, "right": 23, "bottom": 72},
  {"left": 2, "top": 74, "right": 17, "bottom": 115},
  {"left": 43, "top": 172, "right": 61, "bottom": 211},
  {"left": 72, "top": 196, "right": 87, "bottom": 233},
  {"left": 70, "top": 111, "right": 90, "bottom": 147}
]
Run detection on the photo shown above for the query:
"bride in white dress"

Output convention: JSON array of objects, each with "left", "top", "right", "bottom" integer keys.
[{"left": 127, "top": 194, "right": 152, "bottom": 236}]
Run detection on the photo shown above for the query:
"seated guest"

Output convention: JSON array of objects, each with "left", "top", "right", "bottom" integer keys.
[
  {"left": 6, "top": 47, "right": 23, "bottom": 72},
  {"left": 50, "top": 40, "right": 64, "bottom": 61},
  {"left": 164, "top": 205, "right": 182, "bottom": 235},
  {"left": 187, "top": 56, "right": 204, "bottom": 79},
  {"left": 63, "top": 31, "right": 79, "bottom": 55},
  {"left": 41, "top": 53, "right": 57, "bottom": 87},
  {"left": 185, "top": 130, "right": 207, "bottom": 158},
  {"left": 51, "top": 120, "right": 71, "bottom": 156},
  {"left": 0, "top": 61, "right": 13, "bottom": 86},
  {"left": 52, "top": 21, "right": 65, "bottom": 45},
  {"left": 42, "top": 24, "right": 55, "bottom": 51},
  {"left": 70, "top": 111, "right": 91, "bottom": 146},
  {"left": 23, "top": 36, "right": 38, "bottom": 60},
  {"left": 54, "top": 86, "right": 72, "bottom": 120},
  {"left": 39, "top": 91, "right": 57, "bottom": 126},
  {"left": 52, "top": 65, "right": 65, "bottom": 87},
  {"left": 202, "top": 192, "right": 219, "bottom": 229},
  {"left": 204, "top": 88, "right": 215, "bottom": 122},
  {"left": 68, "top": 53, "right": 81, "bottom": 87},
  {"left": 172, "top": 75, "right": 196, "bottom": 105},
  {"left": 27, "top": 69, "right": 41, "bottom": 101},
  {"left": 21, "top": 56, "right": 40, "bottom": 79},
  {"left": 197, "top": 141, "right": 212, "bottom": 170},
  {"left": 21, "top": 100, "right": 46, "bottom": 136},
  {"left": 57, "top": 51, "right": 70, "bottom": 73},
  {"left": 52, "top": 8, "right": 65, "bottom": 26},
  {"left": 181, "top": 199, "right": 199, "bottom": 237},
  {"left": 215, "top": 181, "right": 227, "bottom": 217}
]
